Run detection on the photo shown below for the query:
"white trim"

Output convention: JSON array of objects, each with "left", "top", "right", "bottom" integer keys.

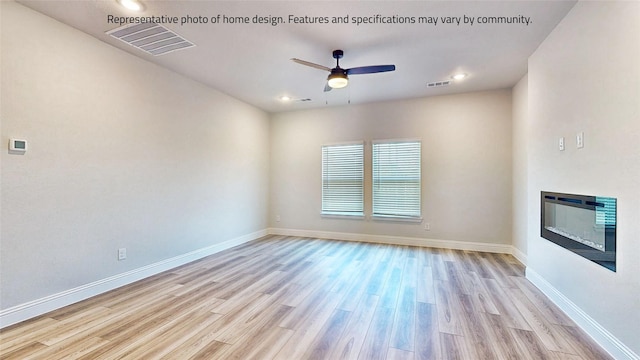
[
  {"left": 268, "top": 228, "right": 512, "bottom": 254},
  {"left": 526, "top": 268, "right": 639, "bottom": 360},
  {"left": 511, "top": 246, "right": 528, "bottom": 266},
  {"left": 370, "top": 214, "right": 423, "bottom": 223},
  {"left": 371, "top": 138, "right": 422, "bottom": 144},
  {"left": 321, "top": 140, "right": 365, "bottom": 147},
  {"left": 0, "top": 229, "right": 268, "bottom": 329},
  {"left": 320, "top": 212, "right": 365, "bottom": 220}
]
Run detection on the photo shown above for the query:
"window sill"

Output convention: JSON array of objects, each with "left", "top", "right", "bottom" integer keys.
[
  {"left": 321, "top": 212, "right": 365, "bottom": 220},
  {"left": 371, "top": 214, "right": 423, "bottom": 223}
]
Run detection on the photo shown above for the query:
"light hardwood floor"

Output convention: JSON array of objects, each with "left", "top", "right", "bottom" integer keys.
[{"left": 0, "top": 235, "right": 612, "bottom": 359}]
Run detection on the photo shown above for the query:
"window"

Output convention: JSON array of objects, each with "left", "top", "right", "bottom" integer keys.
[
  {"left": 321, "top": 143, "right": 364, "bottom": 216},
  {"left": 372, "top": 141, "right": 421, "bottom": 218}
]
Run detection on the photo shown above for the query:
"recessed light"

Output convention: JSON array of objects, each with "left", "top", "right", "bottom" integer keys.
[
  {"left": 279, "top": 95, "right": 292, "bottom": 101},
  {"left": 117, "top": 0, "right": 144, "bottom": 12},
  {"left": 451, "top": 73, "right": 467, "bottom": 80}
]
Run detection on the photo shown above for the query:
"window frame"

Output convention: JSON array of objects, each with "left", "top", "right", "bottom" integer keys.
[
  {"left": 320, "top": 141, "right": 365, "bottom": 218},
  {"left": 371, "top": 139, "right": 422, "bottom": 221}
]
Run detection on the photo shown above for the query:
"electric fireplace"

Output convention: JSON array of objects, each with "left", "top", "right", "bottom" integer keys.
[{"left": 541, "top": 191, "right": 617, "bottom": 271}]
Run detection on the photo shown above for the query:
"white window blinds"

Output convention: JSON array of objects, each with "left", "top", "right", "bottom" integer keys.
[
  {"left": 321, "top": 143, "right": 364, "bottom": 215},
  {"left": 372, "top": 141, "right": 421, "bottom": 218}
]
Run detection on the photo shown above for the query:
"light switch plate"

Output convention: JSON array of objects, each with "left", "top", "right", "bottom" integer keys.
[{"left": 577, "top": 132, "right": 584, "bottom": 148}]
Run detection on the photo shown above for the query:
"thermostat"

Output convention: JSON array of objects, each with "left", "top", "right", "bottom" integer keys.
[{"left": 9, "top": 138, "right": 27, "bottom": 153}]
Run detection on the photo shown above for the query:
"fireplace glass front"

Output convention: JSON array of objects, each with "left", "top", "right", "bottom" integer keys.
[{"left": 541, "top": 192, "right": 616, "bottom": 271}]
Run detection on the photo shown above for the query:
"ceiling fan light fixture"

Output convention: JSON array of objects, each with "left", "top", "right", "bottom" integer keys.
[
  {"left": 292, "top": 50, "right": 394, "bottom": 91},
  {"left": 327, "top": 72, "right": 348, "bottom": 89}
]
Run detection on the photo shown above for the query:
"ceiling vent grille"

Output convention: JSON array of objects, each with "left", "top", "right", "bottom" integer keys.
[
  {"left": 107, "top": 23, "right": 195, "bottom": 56},
  {"left": 427, "top": 80, "right": 451, "bottom": 88}
]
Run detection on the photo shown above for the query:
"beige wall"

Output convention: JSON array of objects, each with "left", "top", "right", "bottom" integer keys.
[
  {"left": 270, "top": 90, "right": 513, "bottom": 245},
  {"left": 1, "top": 2, "right": 270, "bottom": 309},
  {"left": 511, "top": 74, "right": 528, "bottom": 261},
  {"left": 526, "top": 1, "right": 640, "bottom": 355}
]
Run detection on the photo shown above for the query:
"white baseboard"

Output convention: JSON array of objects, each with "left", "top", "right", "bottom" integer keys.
[
  {"left": 0, "top": 229, "right": 268, "bottom": 329},
  {"left": 526, "top": 268, "right": 639, "bottom": 360},
  {"left": 268, "top": 227, "right": 512, "bottom": 254},
  {"left": 511, "top": 246, "right": 528, "bottom": 266}
]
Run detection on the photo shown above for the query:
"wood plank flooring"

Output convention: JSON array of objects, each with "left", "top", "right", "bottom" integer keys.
[{"left": 0, "top": 235, "right": 612, "bottom": 359}]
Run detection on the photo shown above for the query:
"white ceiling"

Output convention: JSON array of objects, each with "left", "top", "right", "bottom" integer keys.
[{"left": 17, "top": 0, "right": 576, "bottom": 113}]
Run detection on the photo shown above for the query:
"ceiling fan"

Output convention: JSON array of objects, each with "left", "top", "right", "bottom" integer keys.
[{"left": 291, "top": 50, "right": 396, "bottom": 92}]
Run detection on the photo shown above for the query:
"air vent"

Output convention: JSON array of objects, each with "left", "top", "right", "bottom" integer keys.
[
  {"left": 427, "top": 80, "right": 451, "bottom": 88},
  {"left": 107, "top": 23, "right": 195, "bottom": 56}
]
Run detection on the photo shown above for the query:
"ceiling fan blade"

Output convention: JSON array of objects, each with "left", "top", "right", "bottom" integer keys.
[
  {"left": 346, "top": 65, "right": 396, "bottom": 75},
  {"left": 291, "top": 58, "right": 331, "bottom": 72},
  {"left": 324, "top": 83, "right": 332, "bottom": 92}
]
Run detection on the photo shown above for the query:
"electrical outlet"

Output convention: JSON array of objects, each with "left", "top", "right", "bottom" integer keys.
[
  {"left": 118, "top": 248, "right": 126, "bottom": 261},
  {"left": 276, "top": 215, "right": 281, "bottom": 222},
  {"left": 559, "top": 137, "right": 565, "bottom": 151},
  {"left": 424, "top": 222, "right": 430, "bottom": 231}
]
